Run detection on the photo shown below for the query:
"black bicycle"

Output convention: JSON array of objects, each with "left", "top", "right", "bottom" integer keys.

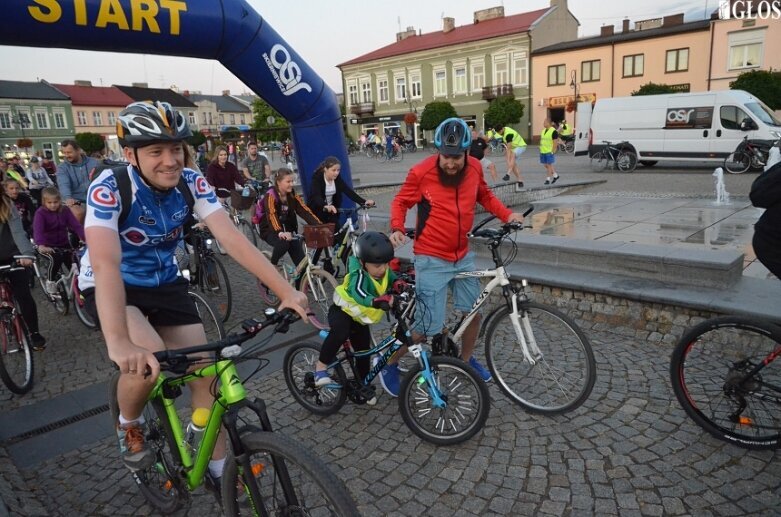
[
  {"left": 723, "top": 136, "right": 778, "bottom": 174},
  {"left": 180, "top": 227, "right": 232, "bottom": 323},
  {"left": 670, "top": 315, "right": 781, "bottom": 450},
  {"left": 589, "top": 140, "right": 637, "bottom": 172}
]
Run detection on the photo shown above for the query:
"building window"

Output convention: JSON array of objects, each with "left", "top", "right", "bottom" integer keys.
[
  {"left": 188, "top": 111, "right": 196, "bottom": 125},
  {"left": 92, "top": 111, "right": 102, "bottom": 126},
  {"left": 729, "top": 42, "right": 762, "bottom": 69},
  {"left": 77, "top": 111, "right": 87, "bottom": 125},
  {"left": 17, "top": 110, "right": 32, "bottom": 130},
  {"left": 511, "top": 52, "right": 528, "bottom": 86},
  {"left": 35, "top": 110, "right": 49, "bottom": 129},
  {"left": 453, "top": 66, "right": 467, "bottom": 94},
  {"left": 494, "top": 59, "right": 509, "bottom": 85},
  {"left": 434, "top": 70, "right": 447, "bottom": 96},
  {"left": 107, "top": 111, "right": 116, "bottom": 126},
  {"left": 54, "top": 111, "right": 66, "bottom": 129},
  {"left": 395, "top": 77, "right": 407, "bottom": 102},
  {"left": 410, "top": 73, "right": 421, "bottom": 98},
  {"left": 208, "top": 112, "right": 213, "bottom": 125},
  {"left": 0, "top": 111, "right": 10, "bottom": 129},
  {"left": 666, "top": 48, "right": 689, "bottom": 72},
  {"left": 361, "top": 82, "right": 372, "bottom": 103},
  {"left": 202, "top": 112, "right": 208, "bottom": 125},
  {"left": 548, "top": 64, "right": 566, "bottom": 86},
  {"left": 581, "top": 60, "right": 601, "bottom": 82},
  {"left": 472, "top": 64, "right": 484, "bottom": 91},
  {"left": 378, "top": 80, "right": 389, "bottom": 102},
  {"left": 219, "top": 114, "right": 225, "bottom": 125},
  {"left": 42, "top": 143, "right": 53, "bottom": 159},
  {"left": 623, "top": 54, "right": 644, "bottom": 77},
  {"left": 240, "top": 114, "right": 245, "bottom": 124},
  {"left": 348, "top": 83, "right": 358, "bottom": 105},
  {"left": 229, "top": 114, "right": 235, "bottom": 124}
]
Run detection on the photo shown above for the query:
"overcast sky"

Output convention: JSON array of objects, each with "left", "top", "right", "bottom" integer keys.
[{"left": 0, "top": 0, "right": 714, "bottom": 95}]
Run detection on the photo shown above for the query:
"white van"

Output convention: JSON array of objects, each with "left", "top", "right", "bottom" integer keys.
[{"left": 574, "top": 90, "right": 781, "bottom": 166}]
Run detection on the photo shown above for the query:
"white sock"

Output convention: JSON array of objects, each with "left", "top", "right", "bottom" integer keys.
[
  {"left": 209, "top": 458, "right": 226, "bottom": 478},
  {"left": 118, "top": 413, "right": 146, "bottom": 426}
]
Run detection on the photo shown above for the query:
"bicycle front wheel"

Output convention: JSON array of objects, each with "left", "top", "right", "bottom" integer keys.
[
  {"left": 283, "top": 341, "right": 347, "bottom": 416},
  {"left": 724, "top": 152, "right": 751, "bottom": 174},
  {"left": 670, "top": 316, "right": 781, "bottom": 450},
  {"left": 222, "top": 431, "right": 358, "bottom": 516},
  {"left": 189, "top": 291, "right": 226, "bottom": 341},
  {"left": 107, "top": 373, "right": 190, "bottom": 512},
  {"left": 53, "top": 280, "right": 69, "bottom": 315},
  {"left": 616, "top": 150, "right": 637, "bottom": 172},
  {"left": 399, "top": 356, "right": 490, "bottom": 445},
  {"left": 200, "top": 256, "right": 232, "bottom": 322},
  {"left": 485, "top": 302, "right": 596, "bottom": 414},
  {"left": 0, "top": 313, "right": 34, "bottom": 394},
  {"left": 300, "top": 269, "right": 338, "bottom": 330},
  {"left": 589, "top": 151, "right": 608, "bottom": 172}
]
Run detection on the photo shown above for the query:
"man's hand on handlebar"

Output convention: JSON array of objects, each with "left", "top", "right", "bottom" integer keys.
[
  {"left": 507, "top": 212, "right": 525, "bottom": 224},
  {"left": 390, "top": 231, "right": 407, "bottom": 248},
  {"left": 107, "top": 337, "right": 161, "bottom": 379}
]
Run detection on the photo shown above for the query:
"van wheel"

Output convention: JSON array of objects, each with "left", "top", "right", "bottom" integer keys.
[{"left": 639, "top": 161, "right": 658, "bottom": 167}]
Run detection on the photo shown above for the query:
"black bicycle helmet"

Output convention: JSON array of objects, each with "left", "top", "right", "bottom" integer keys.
[
  {"left": 433, "top": 117, "right": 471, "bottom": 156},
  {"left": 354, "top": 231, "right": 394, "bottom": 264},
  {"left": 117, "top": 100, "right": 192, "bottom": 148}
]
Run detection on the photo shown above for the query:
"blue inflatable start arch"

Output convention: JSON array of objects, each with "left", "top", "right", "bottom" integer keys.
[{"left": 2, "top": 0, "right": 352, "bottom": 196}]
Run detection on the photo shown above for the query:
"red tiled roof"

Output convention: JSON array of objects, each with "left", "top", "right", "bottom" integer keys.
[
  {"left": 339, "top": 8, "right": 550, "bottom": 67},
  {"left": 51, "top": 84, "right": 134, "bottom": 107}
]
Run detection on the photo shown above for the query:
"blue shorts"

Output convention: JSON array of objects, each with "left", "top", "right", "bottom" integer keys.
[
  {"left": 540, "top": 153, "right": 555, "bottom": 165},
  {"left": 412, "top": 252, "right": 480, "bottom": 336}
]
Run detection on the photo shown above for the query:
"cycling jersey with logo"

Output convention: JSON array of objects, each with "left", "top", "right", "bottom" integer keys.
[{"left": 79, "top": 166, "right": 221, "bottom": 289}]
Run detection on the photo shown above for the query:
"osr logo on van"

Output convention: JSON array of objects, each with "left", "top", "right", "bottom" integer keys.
[
  {"left": 263, "top": 44, "right": 312, "bottom": 96},
  {"left": 719, "top": 0, "right": 781, "bottom": 19}
]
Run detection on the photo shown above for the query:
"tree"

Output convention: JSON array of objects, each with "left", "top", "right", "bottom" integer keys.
[
  {"left": 75, "top": 132, "right": 105, "bottom": 155},
  {"left": 419, "top": 101, "right": 458, "bottom": 131},
  {"left": 187, "top": 131, "right": 206, "bottom": 148},
  {"left": 631, "top": 83, "right": 678, "bottom": 96},
  {"left": 484, "top": 97, "right": 524, "bottom": 129},
  {"left": 730, "top": 70, "right": 781, "bottom": 110},
  {"left": 251, "top": 97, "right": 290, "bottom": 143}
]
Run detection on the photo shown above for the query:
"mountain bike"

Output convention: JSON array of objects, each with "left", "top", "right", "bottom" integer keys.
[
  {"left": 670, "top": 315, "right": 781, "bottom": 450},
  {"left": 0, "top": 257, "right": 35, "bottom": 395},
  {"left": 283, "top": 283, "right": 491, "bottom": 446},
  {"left": 723, "top": 136, "right": 778, "bottom": 174},
  {"left": 33, "top": 246, "right": 95, "bottom": 329},
  {"left": 107, "top": 309, "right": 358, "bottom": 515},
  {"left": 589, "top": 140, "right": 637, "bottom": 172},
  {"left": 180, "top": 227, "right": 232, "bottom": 323},
  {"left": 257, "top": 233, "right": 338, "bottom": 330},
  {"left": 405, "top": 209, "right": 596, "bottom": 414}
]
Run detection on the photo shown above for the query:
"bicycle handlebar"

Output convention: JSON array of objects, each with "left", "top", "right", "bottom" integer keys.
[
  {"left": 336, "top": 204, "right": 375, "bottom": 213},
  {"left": 470, "top": 205, "right": 533, "bottom": 237}
]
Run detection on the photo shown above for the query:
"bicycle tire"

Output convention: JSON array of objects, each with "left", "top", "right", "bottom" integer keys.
[
  {"left": 34, "top": 254, "right": 51, "bottom": 299},
  {"left": 200, "top": 255, "right": 232, "bottom": 322},
  {"left": 616, "top": 150, "right": 638, "bottom": 172},
  {"left": 398, "top": 356, "right": 490, "bottom": 445},
  {"left": 107, "top": 372, "right": 191, "bottom": 512},
  {"left": 0, "top": 313, "right": 34, "bottom": 394},
  {"left": 53, "top": 280, "right": 69, "bottom": 316},
  {"left": 391, "top": 150, "right": 403, "bottom": 162},
  {"left": 300, "top": 269, "right": 338, "bottom": 330},
  {"left": 283, "top": 341, "right": 347, "bottom": 416},
  {"left": 189, "top": 291, "right": 227, "bottom": 341},
  {"left": 72, "top": 279, "right": 96, "bottom": 329},
  {"left": 238, "top": 220, "right": 257, "bottom": 248},
  {"left": 221, "top": 431, "right": 359, "bottom": 516},
  {"left": 670, "top": 315, "right": 781, "bottom": 450},
  {"left": 564, "top": 140, "right": 575, "bottom": 154},
  {"left": 723, "top": 152, "right": 751, "bottom": 174},
  {"left": 589, "top": 151, "right": 608, "bottom": 172},
  {"left": 257, "top": 251, "right": 282, "bottom": 306},
  {"left": 485, "top": 302, "right": 596, "bottom": 414}
]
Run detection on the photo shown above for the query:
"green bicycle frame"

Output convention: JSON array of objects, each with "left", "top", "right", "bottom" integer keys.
[{"left": 148, "top": 359, "right": 246, "bottom": 490}]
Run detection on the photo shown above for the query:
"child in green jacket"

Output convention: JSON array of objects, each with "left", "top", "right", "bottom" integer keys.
[{"left": 314, "top": 231, "right": 396, "bottom": 404}]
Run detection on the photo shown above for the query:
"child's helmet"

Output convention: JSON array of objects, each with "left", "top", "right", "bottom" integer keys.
[{"left": 354, "top": 231, "right": 394, "bottom": 264}]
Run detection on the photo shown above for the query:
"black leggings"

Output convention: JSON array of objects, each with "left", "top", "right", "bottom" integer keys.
[
  {"left": 319, "top": 305, "right": 372, "bottom": 380},
  {"left": 40, "top": 249, "right": 73, "bottom": 282},
  {"left": 263, "top": 232, "right": 306, "bottom": 267},
  {"left": 4, "top": 266, "right": 40, "bottom": 334}
]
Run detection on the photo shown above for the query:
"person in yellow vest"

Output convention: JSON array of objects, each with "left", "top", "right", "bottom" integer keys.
[
  {"left": 540, "top": 118, "right": 560, "bottom": 185},
  {"left": 495, "top": 126, "right": 526, "bottom": 187}
]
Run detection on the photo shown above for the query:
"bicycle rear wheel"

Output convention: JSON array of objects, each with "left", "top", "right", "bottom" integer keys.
[
  {"left": 300, "top": 269, "right": 338, "bottom": 330},
  {"left": 222, "top": 431, "right": 358, "bottom": 516},
  {"left": 200, "top": 255, "right": 232, "bottom": 322},
  {"left": 724, "top": 152, "right": 751, "bottom": 174},
  {"left": 107, "top": 373, "right": 190, "bottom": 512},
  {"left": 485, "top": 302, "right": 596, "bottom": 414},
  {"left": 670, "top": 316, "right": 781, "bottom": 450},
  {"left": 0, "top": 312, "right": 34, "bottom": 394},
  {"left": 589, "top": 151, "right": 608, "bottom": 172},
  {"left": 616, "top": 150, "right": 638, "bottom": 172},
  {"left": 283, "top": 341, "right": 347, "bottom": 416},
  {"left": 189, "top": 291, "right": 227, "bottom": 341}
]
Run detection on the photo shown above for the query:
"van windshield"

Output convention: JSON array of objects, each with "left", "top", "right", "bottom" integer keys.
[{"left": 745, "top": 101, "right": 781, "bottom": 127}]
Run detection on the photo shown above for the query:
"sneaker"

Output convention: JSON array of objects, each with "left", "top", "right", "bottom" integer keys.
[
  {"left": 313, "top": 370, "right": 333, "bottom": 387},
  {"left": 551, "top": 174, "right": 560, "bottom": 184},
  {"left": 379, "top": 363, "right": 400, "bottom": 397},
  {"left": 30, "top": 332, "right": 46, "bottom": 351},
  {"left": 517, "top": 181, "right": 524, "bottom": 188},
  {"left": 116, "top": 421, "right": 155, "bottom": 471},
  {"left": 544, "top": 179, "right": 551, "bottom": 186},
  {"left": 502, "top": 174, "right": 510, "bottom": 182},
  {"left": 363, "top": 385, "right": 378, "bottom": 406},
  {"left": 468, "top": 356, "right": 493, "bottom": 382}
]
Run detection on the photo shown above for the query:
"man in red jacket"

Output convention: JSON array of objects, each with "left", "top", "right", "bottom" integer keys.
[{"left": 386, "top": 118, "right": 524, "bottom": 396}]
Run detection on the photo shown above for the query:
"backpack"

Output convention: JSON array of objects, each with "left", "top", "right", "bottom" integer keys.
[
  {"left": 89, "top": 159, "right": 128, "bottom": 183},
  {"left": 253, "top": 187, "right": 279, "bottom": 224}
]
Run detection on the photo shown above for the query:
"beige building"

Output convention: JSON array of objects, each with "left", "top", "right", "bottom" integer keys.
[
  {"left": 51, "top": 82, "right": 134, "bottom": 149},
  {"left": 709, "top": 14, "right": 781, "bottom": 91}
]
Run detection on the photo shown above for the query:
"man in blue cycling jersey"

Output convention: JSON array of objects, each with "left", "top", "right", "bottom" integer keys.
[{"left": 79, "top": 101, "right": 308, "bottom": 483}]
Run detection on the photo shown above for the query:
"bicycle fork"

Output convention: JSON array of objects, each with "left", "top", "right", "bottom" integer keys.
[
  {"left": 409, "top": 344, "right": 447, "bottom": 408},
  {"left": 508, "top": 293, "right": 544, "bottom": 365}
]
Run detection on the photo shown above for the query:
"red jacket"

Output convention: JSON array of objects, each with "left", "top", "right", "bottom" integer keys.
[{"left": 391, "top": 154, "right": 512, "bottom": 262}]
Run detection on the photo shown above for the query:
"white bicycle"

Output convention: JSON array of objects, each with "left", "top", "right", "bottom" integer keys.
[{"left": 34, "top": 246, "right": 95, "bottom": 329}]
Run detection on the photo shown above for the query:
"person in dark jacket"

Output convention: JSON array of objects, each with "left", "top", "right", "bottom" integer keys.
[
  {"left": 749, "top": 145, "right": 781, "bottom": 278},
  {"left": 33, "top": 187, "right": 85, "bottom": 293},
  {"left": 0, "top": 192, "right": 45, "bottom": 350},
  {"left": 3, "top": 179, "right": 35, "bottom": 237},
  {"left": 205, "top": 145, "right": 245, "bottom": 204},
  {"left": 307, "top": 156, "right": 374, "bottom": 272},
  {"left": 257, "top": 168, "right": 321, "bottom": 279}
]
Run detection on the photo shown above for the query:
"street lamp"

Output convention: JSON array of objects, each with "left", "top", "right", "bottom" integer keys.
[
  {"left": 569, "top": 70, "right": 579, "bottom": 129},
  {"left": 11, "top": 113, "right": 30, "bottom": 140}
]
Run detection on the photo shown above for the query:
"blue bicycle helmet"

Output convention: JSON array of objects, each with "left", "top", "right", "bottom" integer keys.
[{"left": 434, "top": 118, "right": 471, "bottom": 156}]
